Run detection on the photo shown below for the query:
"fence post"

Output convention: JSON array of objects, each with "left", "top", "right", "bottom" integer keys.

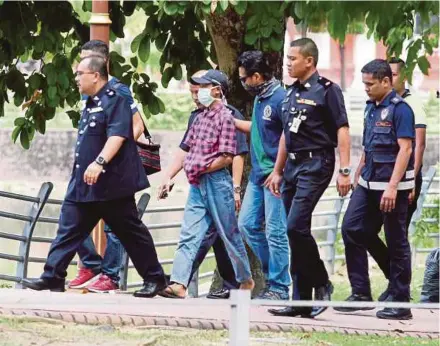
[
  {"left": 187, "top": 269, "right": 199, "bottom": 298},
  {"left": 16, "top": 182, "right": 53, "bottom": 289},
  {"left": 327, "top": 197, "right": 345, "bottom": 275},
  {"left": 119, "top": 193, "right": 150, "bottom": 291},
  {"left": 410, "top": 166, "right": 437, "bottom": 267},
  {"left": 229, "top": 289, "right": 250, "bottom": 346}
]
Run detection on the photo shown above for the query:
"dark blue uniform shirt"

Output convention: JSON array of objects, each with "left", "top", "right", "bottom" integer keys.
[
  {"left": 281, "top": 72, "right": 349, "bottom": 153},
  {"left": 180, "top": 104, "right": 248, "bottom": 156},
  {"left": 361, "top": 90, "right": 415, "bottom": 186},
  {"left": 65, "top": 82, "right": 149, "bottom": 202}
]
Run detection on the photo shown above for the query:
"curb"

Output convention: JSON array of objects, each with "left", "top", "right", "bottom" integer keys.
[{"left": 0, "top": 308, "right": 437, "bottom": 339}]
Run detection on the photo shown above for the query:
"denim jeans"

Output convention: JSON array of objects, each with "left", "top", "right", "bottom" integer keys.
[
  {"left": 238, "top": 180, "right": 291, "bottom": 295},
  {"left": 77, "top": 224, "right": 124, "bottom": 282},
  {"left": 171, "top": 169, "right": 251, "bottom": 286}
]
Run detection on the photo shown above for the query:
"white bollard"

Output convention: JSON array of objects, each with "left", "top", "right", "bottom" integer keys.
[{"left": 229, "top": 289, "right": 251, "bottom": 346}]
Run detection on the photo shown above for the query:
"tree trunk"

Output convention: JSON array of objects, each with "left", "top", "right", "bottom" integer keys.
[
  {"left": 339, "top": 42, "right": 346, "bottom": 91},
  {"left": 204, "top": 10, "right": 286, "bottom": 296}
]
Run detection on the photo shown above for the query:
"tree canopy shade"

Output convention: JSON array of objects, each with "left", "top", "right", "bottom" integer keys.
[{"left": 0, "top": 0, "right": 437, "bottom": 148}]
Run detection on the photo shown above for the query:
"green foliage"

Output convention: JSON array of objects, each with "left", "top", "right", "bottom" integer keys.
[
  {"left": 413, "top": 197, "right": 440, "bottom": 248},
  {"left": 0, "top": 0, "right": 438, "bottom": 149}
]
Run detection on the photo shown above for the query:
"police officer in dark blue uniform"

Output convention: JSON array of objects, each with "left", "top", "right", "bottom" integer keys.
[
  {"left": 265, "top": 38, "right": 352, "bottom": 318},
  {"left": 338, "top": 59, "right": 415, "bottom": 320},
  {"left": 22, "top": 55, "right": 166, "bottom": 298}
]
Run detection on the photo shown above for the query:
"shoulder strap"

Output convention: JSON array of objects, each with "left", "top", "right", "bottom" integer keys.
[{"left": 317, "top": 76, "right": 333, "bottom": 89}]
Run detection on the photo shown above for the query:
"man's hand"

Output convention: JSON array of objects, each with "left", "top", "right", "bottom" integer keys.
[
  {"left": 380, "top": 185, "right": 398, "bottom": 212},
  {"left": 234, "top": 191, "right": 241, "bottom": 212},
  {"left": 157, "top": 178, "right": 173, "bottom": 200},
  {"left": 264, "top": 171, "right": 283, "bottom": 197},
  {"left": 408, "top": 188, "right": 416, "bottom": 205},
  {"left": 336, "top": 174, "right": 351, "bottom": 197},
  {"left": 83, "top": 162, "right": 104, "bottom": 185}
]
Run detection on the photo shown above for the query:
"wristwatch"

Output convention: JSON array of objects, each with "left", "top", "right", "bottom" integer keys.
[
  {"left": 339, "top": 167, "right": 351, "bottom": 176},
  {"left": 234, "top": 185, "right": 242, "bottom": 194},
  {"left": 95, "top": 156, "right": 107, "bottom": 166}
]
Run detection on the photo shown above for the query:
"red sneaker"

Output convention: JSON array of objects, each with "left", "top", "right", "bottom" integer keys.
[
  {"left": 68, "top": 268, "right": 99, "bottom": 289},
  {"left": 86, "top": 274, "right": 119, "bottom": 293}
]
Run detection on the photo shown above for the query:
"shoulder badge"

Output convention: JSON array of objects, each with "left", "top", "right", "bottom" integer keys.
[
  {"left": 390, "top": 96, "right": 403, "bottom": 104},
  {"left": 263, "top": 105, "right": 272, "bottom": 120},
  {"left": 381, "top": 108, "right": 389, "bottom": 120},
  {"left": 106, "top": 88, "right": 116, "bottom": 97},
  {"left": 317, "top": 76, "right": 333, "bottom": 89}
]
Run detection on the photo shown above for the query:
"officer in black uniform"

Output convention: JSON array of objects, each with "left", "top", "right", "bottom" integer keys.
[
  {"left": 22, "top": 55, "right": 166, "bottom": 298},
  {"left": 338, "top": 59, "right": 415, "bottom": 320},
  {"left": 265, "top": 38, "right": 351, "bottom": 318}
]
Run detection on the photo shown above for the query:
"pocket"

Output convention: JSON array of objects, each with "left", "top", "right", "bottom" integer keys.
[
  {"left": 372, "top": 153, "right": 395, "bottom": 180},
  {"left": 201, "top": 134, "right": 218, "bottom": 154},
  {"left": 372, "top": 126, "right": 393, "bottom": 147}
]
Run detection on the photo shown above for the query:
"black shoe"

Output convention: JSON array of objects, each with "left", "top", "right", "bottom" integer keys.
[
  {"left": 21, "top": 278, "right": 65, "bottom": 292},
  {"left": 312, "top": 281, "right": 334, "bottom": 317},
  {"left": 376, "top": 307, "right": 413, "bottom": 320},
  {"left": 207, "top": 288, "right": 230, "bottom": 299},
  {"left": 268, "top": 306, "right": 313, "bottom": 318},
  {"left": 133, "top": 281, "right": 166, "bottom": 298},
  {"left": 378, "top": 284, "right": 391, "bottom": 302},
  {"left": 333, "top": 293, "right": 374, "bottom": 312}
]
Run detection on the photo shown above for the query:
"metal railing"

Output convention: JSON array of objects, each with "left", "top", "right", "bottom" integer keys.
[{"left": 0, "top": 167, "right": 438, "bottom": 295}]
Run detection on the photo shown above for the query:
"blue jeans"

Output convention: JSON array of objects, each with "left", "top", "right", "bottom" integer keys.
[
  {"left": 171, "top": 169, "right": 251, "bottom": 286},
  {"left": 77, "top": 224, "right": 124, "bottom": 282},
  {"left": 238, "top": 180, "right": 291, "bottom": 295}
]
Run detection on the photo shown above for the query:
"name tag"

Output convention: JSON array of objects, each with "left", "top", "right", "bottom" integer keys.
[
  {"left": 289, "top": 117, "right": 302, "bottom": 133},
  {"left": 297, "top": 98, "right": 316, "bottom": 106},
  {"left": 89, "top": 107, "right": 103, "bottom": 114},
  {"left": 375, "top": 121, "right": 392, "bottom": 127}
]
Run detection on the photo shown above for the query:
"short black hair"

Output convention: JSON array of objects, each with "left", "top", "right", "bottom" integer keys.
[
  {"left": 81, "top": 40, "right": 109, "bottom": 60},
  {"left": 361, "top": 59, "right": 392, "bottom": 83},
  {"left": 388, "top": 57, "right": 406, "bottom": 72},
  {"left": 80, "top": 55, "right": 108, "bottom": 79},
  {"left": 237, "top": 50, "right": 274, "bottom": 80},
  {"left": 290, "top": 38, "right": 319, "bottom": 67}
]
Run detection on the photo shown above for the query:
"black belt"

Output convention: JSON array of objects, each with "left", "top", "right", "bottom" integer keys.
[{"left": 288, "top": 148, "right": 333, "bottom": 162}]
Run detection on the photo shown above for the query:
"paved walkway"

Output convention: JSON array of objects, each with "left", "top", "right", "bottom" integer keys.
[{"left": 0, "top": 289, "right": 438, "bottom": 339}]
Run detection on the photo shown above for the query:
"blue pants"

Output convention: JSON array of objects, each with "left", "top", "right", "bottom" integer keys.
[
  {"left": 238, "top": 180, "right": 290, "bottom": 295},
  {"left": 171, "top": 169, "right": 251, "bottom": 286},
  {"left": 78, "top": 225, "right": 124, "bottom": 282},
  {"left": 282, "top": 151, "right": 334, "bottom": 300},
  {"left": 188, "top": 225, "right": 239, "bottom": 289},
  {"left": 42, "top": 197, "right": 165, "bottom": 285},
  {"left": 341, "top": 186, "right": 411, "bottom": 301}
]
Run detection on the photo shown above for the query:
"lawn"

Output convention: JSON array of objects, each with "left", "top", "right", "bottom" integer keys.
[{"left": 0, "top": 316, "right": 437, "bottom": 346}]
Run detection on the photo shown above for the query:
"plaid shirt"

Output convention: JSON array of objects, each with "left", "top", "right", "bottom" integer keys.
[{"left": 183, "top": 103, "right": 237, "bottom": 185}]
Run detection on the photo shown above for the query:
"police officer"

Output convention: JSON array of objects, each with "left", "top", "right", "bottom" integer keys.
[
  {"left": 339, "top": 59, "right": 414, "bottom": 320},
  {"left": 22, "top": 55, "right": 167, "bottom": 298},
  {"left": 266, "top": 38, "right": 351, "bottom": 318}
]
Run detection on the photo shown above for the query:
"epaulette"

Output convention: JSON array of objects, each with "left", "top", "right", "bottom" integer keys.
[
  {"left": 317, "top": 76, "right": 333, "bottom": 89},
  {"left": 106, "top": 88, "right": 117, "bottom": 97},
  {"left": 390, "top": 95, "right": 403, "bottom": 104}
]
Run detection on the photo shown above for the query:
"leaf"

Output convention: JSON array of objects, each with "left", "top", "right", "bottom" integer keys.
[
  {"left": 20, "top": 128, "right": 30, "bottom": 149},
  {"left": 28, "top": 74, "right": 41, "bottom": 90},
  {"left": 27, "top": 126, "right": 35, "bottom": 142},
  {"left": 417, "top": 56, "right": 430, "bottom": 75},
  {"left": 157, "top": 97, "right": 165, "bottom": 113},
  {"left": 155, "top": 33, "right": 168, "bottom": 52},
  {"left": 148, "top": 96, "right": 160, "bottom": 115},
  {"left": 260, "top": 26, "right": 272, "bottom": 38},
  {"left": 246, "top": 15, "right": 259, "bottom": 30},
  {"left": 173, "top": 64, "right": 183, "bottom": 80},
  {"left": 163, "top": 2, "right": 179, "bottom": 16},
  {"left": 142, "top": 104, "right": 151, "bottom": 119},
  {"left": 219, "top": 0, "right": 228, "bottom": 12},
  {"left": 131, "top": 33, "right": 145, "bottom": 53},
  {"left": 161, "top": 66, "right": 173, "bottom": 88},
  {"left": 233, "top": 1, "right": 247, "bottom": 15},
  {"left": 269, "top": 37, "right": 283, "bottom": 52},
  {"left": 244, "top": 31, "right": 258, "bottom": 45},
  {"left": 57, "top": 72, "right": 69, "bottom": 90},
  {"left": 138, "top": 35, "right": 151, "bottom": 62},
  {"left": 130, "top": 56, "right": 138, "bottom": 68},
  {"left": 11, "top": 126, "right": 21, "bottom": 143},
  {"left": 14, "top": 117, "right": 25, "bottom": 126},
  {"left": 48, "top": 86, "right": 57, "bottom": 100}
]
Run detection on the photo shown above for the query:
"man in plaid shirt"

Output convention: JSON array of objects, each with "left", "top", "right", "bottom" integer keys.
[{"left": 160, "top": 70, "right": 254, "bottom": 298}]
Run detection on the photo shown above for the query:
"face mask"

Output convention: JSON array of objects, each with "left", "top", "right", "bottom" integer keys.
[
  {"left": 241, "top": 80, "right": 266, "bottom": 96},
  {"left": 198, "top": 87, "right": 217, "bottom": 107}
]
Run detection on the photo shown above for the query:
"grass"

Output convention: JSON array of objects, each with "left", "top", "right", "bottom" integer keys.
[{"left": 0, "top": 316, "right": 437, "bottom": 346}]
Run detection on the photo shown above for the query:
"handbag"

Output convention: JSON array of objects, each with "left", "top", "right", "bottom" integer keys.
[{"left": 136, "top": 124, "right": 161, "bottom": 176}]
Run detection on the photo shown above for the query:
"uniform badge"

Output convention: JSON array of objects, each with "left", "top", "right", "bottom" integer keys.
[
  {"left": 263, "top": 105, "right": 272, "bottom": 120},
  {"left": 297, "top": 98, "right": 317, "bottom": 106},
  {"left": 90, "top": 121, "right": 96, "bottom": 128},
  {"left": 304, "top": 82, "right": 311, "bottom": 88},
  {"left": 381, "top": 108, "right": 389, "bottom": 120}
]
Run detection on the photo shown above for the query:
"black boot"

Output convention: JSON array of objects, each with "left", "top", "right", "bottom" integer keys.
[
  {"left": 268, "top": 306, "right": 313, "bottom": 318},
  {"left": 334, "top": 293, "right": 374, "bottom": 312},
  {"left": 311, "top": 281, "right": 334, "bottom": 317},
  {"left": 133, "top": 280, "right": 166, "bottom": 298},
  {"left": 21, "top": 278, "right": 65, "bottom": 292},
  {"left": 378, "top": 283, "right": 391, "bottom": 302},
  {"left": 376, "top": 295, "right": 412, "bottom": 320}
]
